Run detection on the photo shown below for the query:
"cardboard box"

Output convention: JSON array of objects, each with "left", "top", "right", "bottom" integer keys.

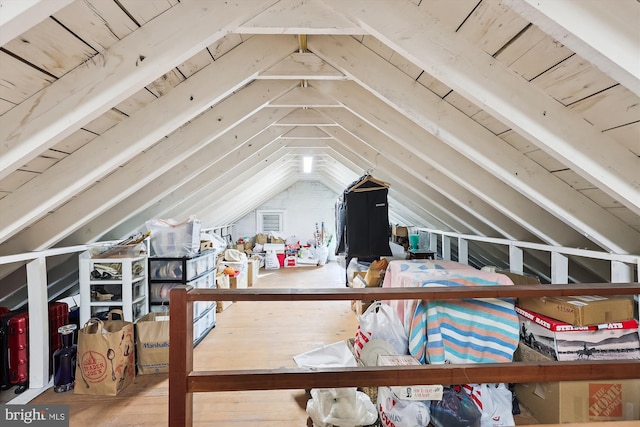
[
  {"left": 494, "top": 269, "right": 541, "bottom": 285},
  {"left": 351, "top": 273, "right": 374, "bottom": 315},
  {"left": 376, "top": 354, "right": 443, "bottom": 400},
  {"left": 392, "top": 225, "right": 409, "bottom": 237},
  {"left": 247, "top": 256, "right": 260, "bottom": 286},
  {"left": 514, "top": 343, "right": 640, "bottom": 424},
  {"left": 516, "top": 306, "right": 640, "bottom": 361},
  {"left": 518, "top": 295, "right": 635, "bottom": 326},
  {"left": 215, "top": 272, "right": 233, "bottom": 312}
]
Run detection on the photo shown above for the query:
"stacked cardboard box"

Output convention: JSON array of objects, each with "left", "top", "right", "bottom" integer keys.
[
  {"left": 514, "top": 294, "right": 640, "bottom": 424},
  {"left": 515, "top": 343, "right": 640, "bottom": 424}
]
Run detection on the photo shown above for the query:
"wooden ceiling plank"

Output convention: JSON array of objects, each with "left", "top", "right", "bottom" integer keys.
[
  {"left": 504, "top": 0, "right": 640, "bottom": 96},
  {"left": 11, "top": 85, "right": 295, "bottom": 254},
  {"left": 53, "top": 0, "right": 137, "bottom": 52},
  {"left": 236, "top": 0, "right": 362, "bottom": 35},
  {"left": 323, "top": 120, "right": 510, "bottom": 238},
  {"left": 603, "top": 122, "right": 640, "bottom": 156},
  {"left": 61, "top": 121, "right": 290, "bottom": 245},
  {"left": 280, "top": 126, "right": 332, "bottom": 139},
  {"left": 144, "top": 69, "right": 186, "bottom": 97},
  {"left": 531, "top": 55, "right": 619, "bottom": 106},
  {"left": 456, "top": 0, "right": 530, "bottom": 56},
  {"left": 568, "top": 85, "right": 640, "bottom": 131},
  {"left": 275, "top": 108, "right": 337, "bottom": 126},
  {"left": 418, "top": 0, "right": 479, "bottom": 31},
  {"left": 147, "top": 137, "right": 293, "bottom": 229},
  {"left": 311, "top": 62, "right": 637, "bottom": 254},
  {"left": 0, "top": 51, "right": 54, "bottom": 104},
  {"left": 270, "top": 85, "right": 341, "bottom": 107},
  {"left": 259, "top": 52, "right": 346, "bottom": 80},
  {"left": 2, "top": 18, "right": 97, "bottom": 78},
  {"left": 0, "top": 0, "right": 74, "bottom": 46},
  {"left": 323, "top": 1, "right": 640, "bottom": 219},
  {"left": 0, "top": 35, "right": 299, "bottom": 246},
  {"left": 320, "top": 106, "right": 555, "bottom": 246},
  {"left": 495, "top": 26, "right": 573, "bottom": 81},
  {"left": 49, "top": 129, "right": 98, "bottom": 155},
  {"left": 0, "top": 0, "right": 281, "bottom": 182},
  {"left": 470, "top": 110, "right": 511, "bottom": 135},
  {"left": 116, "top": 0, "right": 179, "bottom": 25}
]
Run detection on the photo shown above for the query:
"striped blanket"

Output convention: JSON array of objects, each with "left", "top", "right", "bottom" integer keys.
[
  {"left": 382, "top": 260, "right": 475, "bottom": 322},
  {"left": 382, "top": 262, "right": 519, "bottom": 364}
]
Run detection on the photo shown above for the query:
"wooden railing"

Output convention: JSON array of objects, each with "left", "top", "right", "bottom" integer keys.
[{"left": 168, "top": 284, "right": 640, "bottom": 426}]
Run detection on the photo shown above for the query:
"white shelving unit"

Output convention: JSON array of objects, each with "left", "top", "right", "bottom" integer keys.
[{"left": 79, "top": 252, "right": 149, "bottom": 325}]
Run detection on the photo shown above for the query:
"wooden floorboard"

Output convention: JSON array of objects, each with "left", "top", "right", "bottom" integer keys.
[{"left": 16, "top": 260, "right": 633, "bottom": 426}]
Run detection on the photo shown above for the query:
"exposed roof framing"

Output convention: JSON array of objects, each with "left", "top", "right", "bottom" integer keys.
[{"left": 0, "top": 0, "right": 638, "bottom": 294}]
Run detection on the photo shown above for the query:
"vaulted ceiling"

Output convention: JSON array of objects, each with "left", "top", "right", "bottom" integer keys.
[{"left": 0, "top": 0, "right": 639, "bottom": 298}]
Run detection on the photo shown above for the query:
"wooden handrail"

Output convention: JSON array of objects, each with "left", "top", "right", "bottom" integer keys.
[{"left": 169, "top": 283, "right": 640, "bottom": 426}]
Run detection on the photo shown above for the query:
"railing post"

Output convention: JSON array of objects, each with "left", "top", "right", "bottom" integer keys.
[
  {"left": 457, "top": 238, "right": 468, "bottom": 265},
  {"left": 551, "top": 252, "right": 569, "bottom": 284},
  {"left": 169, "top": 287, "right": 194, "bottom": 427},
  {"left": 428, "top": 232, "right": 437, "bottom": 253},
  {"left": 442, "top": 236, "right": 452, "bottom": 260},
  {"left": 26, "top": 257, "right": 49, "bottom": 390},
  {"left": 509, "top": 245, "right": 523, "bottom": 273},
  {"left": 611, "top": 261, "right": 632, "bottom": 283}
]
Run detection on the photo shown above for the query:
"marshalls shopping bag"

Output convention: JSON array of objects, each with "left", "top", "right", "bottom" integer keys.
[
  {"left": 75, "top": 310, "right": 135, "bottom": 395},
  {"left": 135, "top": 312, "right": 170, "bottom": 374}
]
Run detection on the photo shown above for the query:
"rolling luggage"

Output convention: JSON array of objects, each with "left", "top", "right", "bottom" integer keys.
[{"left": 0, "top": 302, "right": 69, "bottom": 393}]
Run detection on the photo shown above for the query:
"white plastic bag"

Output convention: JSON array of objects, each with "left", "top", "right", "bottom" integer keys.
[
  {"left": 264, "top": 250, "right": 280, "bottom": 270},
  {"left": 462, "top": 383, "right": 515, "bottom": 426},
  {"left": 353, "top": 301, "right": 408, "bottom": 358},
  {"left": 306, "top": 388, "right": 378, "bottom": 427},
  {"left": 377, "top": 386, "right": 431, "bottom": 427}
]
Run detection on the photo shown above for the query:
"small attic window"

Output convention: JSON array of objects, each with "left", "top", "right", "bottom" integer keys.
[{"left": 257, "top": 210, "right": 285, "bottom": 233}]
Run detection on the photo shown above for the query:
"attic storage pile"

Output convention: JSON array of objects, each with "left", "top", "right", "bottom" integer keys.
[{"left": 310, "top": 258, "right": 640, "bottom": 427}]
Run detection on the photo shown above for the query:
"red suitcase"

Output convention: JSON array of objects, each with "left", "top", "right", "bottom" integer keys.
[{"left": 0, "top": 302, "right": 69, "bottom": 393}]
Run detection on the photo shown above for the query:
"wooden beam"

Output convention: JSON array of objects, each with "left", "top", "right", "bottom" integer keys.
[
  {"left": 0, "top": 0, "right": 279, "bottom": 180},
  {"left": 0, "top": 81, "right": 296, "bottom": 260},
  {"left": 307, "top": 35, "right": 640, "bottom": 253},
  {"left": 186, "top": 282, "right": 640, "bottom": 301},
  {"left": 188, "top": 361, "right": 640, "bottom": 392},
  {"left": 324, "top": 0, "right": 640, "bottom": 215},
  {"left": 0, "top": 0, "right": 74, "bottom": 46},
  {"left": 235, "top": 0, "right": 362, "bottom": 35},
  {"left": 0, "top": 35, "right": 298, "bottom": 245},
  {"left": 259, "top": 52, "right": 346, "bottom": 80},
  {"left": 58, "top": 113, "right": 293, "bottom": 246},
  {"left": 505, "top": 0, "right": 640, "bottom": 96},
  {"left": 314, "top": 81, "right": 601, "bottom": 249}
]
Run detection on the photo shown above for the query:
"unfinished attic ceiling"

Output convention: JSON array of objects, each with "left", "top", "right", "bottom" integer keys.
[{"left": 0, "top": 0, "right": 638, "bottom": 281}]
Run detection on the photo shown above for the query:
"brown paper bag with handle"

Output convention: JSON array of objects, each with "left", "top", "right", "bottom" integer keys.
[
  {"left": 74, "top": 310, "right": 135, "bottom": 395},
  {"left": 135, "top": 312, "right": 170, "bottom": 374}
]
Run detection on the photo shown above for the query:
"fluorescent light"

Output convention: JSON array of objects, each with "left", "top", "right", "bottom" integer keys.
[{"left": 303, "top": 156, "right": 313, "bottom": 173}]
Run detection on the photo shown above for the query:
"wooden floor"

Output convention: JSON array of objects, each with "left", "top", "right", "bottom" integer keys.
[{"left": 25, "top": 261, "right": 637, "bottom": 426}]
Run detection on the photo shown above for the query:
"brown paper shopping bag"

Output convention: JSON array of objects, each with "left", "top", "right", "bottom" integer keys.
[
  {"left": 75, "top": 310, "right": 135, "bottom": 395},
  {"left": 135, "top": 312, "right": 170, "bottom": 374}
]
